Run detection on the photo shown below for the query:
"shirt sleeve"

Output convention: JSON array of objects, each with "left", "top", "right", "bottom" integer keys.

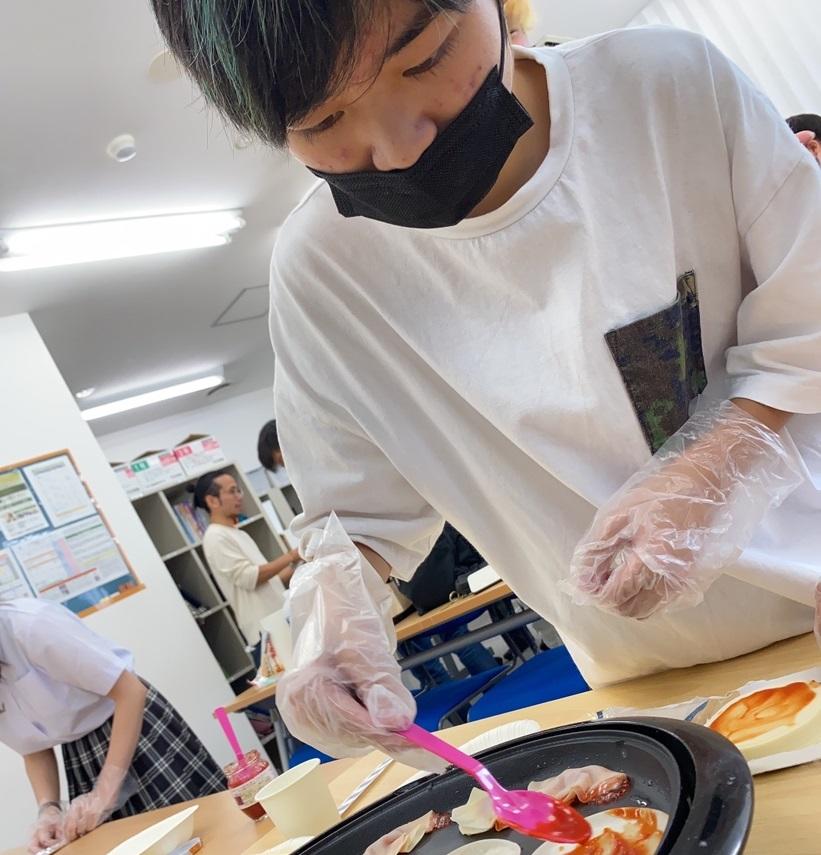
[
  {"left": 274, "top": 368, "right": 443, "bottom": 582},
  {"left": 206, "top": 530, "right": 261, "bottom": 592},
  {"left": 20, "top": 605, "right": 126, "bottom": 697},
  {"left": 705, "top": 39, "right": 821, "bottom": 413}
]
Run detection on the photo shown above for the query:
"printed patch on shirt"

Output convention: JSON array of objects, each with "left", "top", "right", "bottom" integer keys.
[{"left": 606, "top": 270, "right": 708, "bottom": 453}]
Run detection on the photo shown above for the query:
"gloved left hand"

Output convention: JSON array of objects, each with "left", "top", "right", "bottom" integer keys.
[
  {"left": 565, "top": 400, "right": 803, "bottom": 619},
  {"left": 63, "top": 765, "right": 128, "bottom": 841}
]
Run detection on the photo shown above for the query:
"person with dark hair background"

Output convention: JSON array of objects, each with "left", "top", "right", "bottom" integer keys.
[
  {"left": 197, "top": 470, "right": 300, "bottom": 661},
  {"left": 787, "top": 113, "right": 821, "bottom": 164},
  {"left": 152, "top": 0, "right": 821, "bottom": 768},
  {"left": 258, "top": 419, "right": 285, "bottom": 472}
]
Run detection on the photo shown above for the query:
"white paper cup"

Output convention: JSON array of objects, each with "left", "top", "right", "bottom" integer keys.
[{"left": 255, "top": 758, "right": 339, "bottom": 838}]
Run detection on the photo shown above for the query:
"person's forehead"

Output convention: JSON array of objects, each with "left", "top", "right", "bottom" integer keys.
[
  {"left": 314, "top": 3, "right": 442, "bottom": 107},
  {"left": 215, "top": 474, "right": 236, "bottom": 488}
]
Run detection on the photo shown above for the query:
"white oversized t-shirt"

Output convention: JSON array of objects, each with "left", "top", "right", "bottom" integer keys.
[{"left": 269, "top": 28, "right": 821, "bottom": 686}]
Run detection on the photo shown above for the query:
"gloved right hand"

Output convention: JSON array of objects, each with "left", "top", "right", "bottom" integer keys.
[
  {"left": 29, "top": 802, "right": 65, "bottom": 854},
  {"left": 277, "top": 514, "right": 444, "bottom": 771}
]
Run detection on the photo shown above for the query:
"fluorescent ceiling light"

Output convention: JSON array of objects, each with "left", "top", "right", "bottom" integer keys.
[
  {"left": 0, "top": 211, "right": 244, "bottom": 271},
  {"left": 81, "top": 374, "right": 224, "bottom": 421}
]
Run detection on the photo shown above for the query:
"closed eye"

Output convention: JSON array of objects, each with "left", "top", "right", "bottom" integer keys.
[
  {"left": 403, "top": 31, "right": 458, "bottom": 78},
  {"left": 301, "top": 111, "right": 344, "bottom": 141}
]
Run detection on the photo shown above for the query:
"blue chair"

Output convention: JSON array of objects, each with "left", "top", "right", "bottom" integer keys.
[
  {"left": 414, "top": 664, "right": 509, "bottom": 730},
  {"left": 467, "top": 646, "right": 589, "bottom": 722},
  {"left": 289, "top": 743, "right": 335, "bottom": 766}
]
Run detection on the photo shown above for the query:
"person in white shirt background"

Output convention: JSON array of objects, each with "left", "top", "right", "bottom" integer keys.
[
  {"left": 198, "top": 471, "right": 300, "bottom": 662},
  {"left": 151, "top": 0, "right": 821, "bottom": 767},
  {"left": 0, "top": 598, "right": 222, "bottom": 853}
]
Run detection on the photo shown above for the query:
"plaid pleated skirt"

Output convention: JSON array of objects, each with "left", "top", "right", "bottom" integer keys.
[{"left": 61, "top": 683, "right": 224, "bottom": 820}]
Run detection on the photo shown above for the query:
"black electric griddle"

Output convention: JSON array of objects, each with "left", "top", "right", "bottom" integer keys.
[{"left": 297, "top": 718, "right": 753, "bottom": 854}]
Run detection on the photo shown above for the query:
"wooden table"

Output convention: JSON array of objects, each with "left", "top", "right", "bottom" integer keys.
[
  {"left": 14, "top": 635, "right": 818, "bottom": 854},
  {"left": 394, "top": 581, "right": 514, "bottom": 642},
  {"left": 224, "top": 582, "right": 517, "bottom": 716},
  {"left": 245, "top": 633, "right": 821, "bottom": 855},
  {"left": 2, "top": 761, "right": 355, "bottom": 855}
]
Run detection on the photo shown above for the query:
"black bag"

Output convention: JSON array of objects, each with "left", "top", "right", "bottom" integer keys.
[{"left": 397, "top": 524, "right": 486, "bottom": 614}]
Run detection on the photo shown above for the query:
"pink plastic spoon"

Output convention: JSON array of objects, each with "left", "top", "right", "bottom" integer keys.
[{"left": 398, "top": 723, "right": 591, "bottom": 843}]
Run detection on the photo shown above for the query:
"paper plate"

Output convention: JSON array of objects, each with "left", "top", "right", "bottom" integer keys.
[
  {"left": 106, "top": 805, "right": 199, "bottom": 855},
  {"left": 399, "top": 720, "right": 541, "bottom": 788},
  {"left": 258, "top": 837, "right": 314, "bottom": 855}
]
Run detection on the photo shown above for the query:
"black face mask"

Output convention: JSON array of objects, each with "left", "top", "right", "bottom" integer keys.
[{"left": 309, "top": 8, "right": 534, "bottom": 229}]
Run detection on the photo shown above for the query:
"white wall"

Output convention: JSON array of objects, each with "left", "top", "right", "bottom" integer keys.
[
  {"left": 629, "top": 0, "right": 821, "bottom": 116},
  {"left": 0, "top": 315, "right": 258, "bottom": 849},
  {"left": 96, "top": 386, "right": 275, "bottom": 475},
  {"left": 531, "top": 0, "right": 649, "bottom": 40}
]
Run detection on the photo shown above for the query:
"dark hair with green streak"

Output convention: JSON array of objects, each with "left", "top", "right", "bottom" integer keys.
[{"left": 151, "top": 0, "right": 473, "bottom": 148}]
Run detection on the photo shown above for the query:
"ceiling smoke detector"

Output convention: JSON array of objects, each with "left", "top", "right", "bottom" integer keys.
[{"left": 107, "top": 134, "right": 137, "bottom": 163}]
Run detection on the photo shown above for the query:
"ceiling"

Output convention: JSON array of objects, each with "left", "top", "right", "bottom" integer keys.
[{"left": 0, "top": 0, "right": 648, "bottom": 436}]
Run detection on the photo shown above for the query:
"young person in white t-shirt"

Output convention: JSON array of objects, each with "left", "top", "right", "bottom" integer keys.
[
  {"left": 197, "top": 471, "right": 299, "bottom": 656},
  {"left": 152, "top": 0, "right": 821, "bottom": 766}
]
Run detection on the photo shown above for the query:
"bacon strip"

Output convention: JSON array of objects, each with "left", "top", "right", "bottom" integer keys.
[
  {"left": 528, "top": 765, "right": 630, "bottom": 805},
  {"left": 363, "top": 810, "right": 451, "bottom": 855}
]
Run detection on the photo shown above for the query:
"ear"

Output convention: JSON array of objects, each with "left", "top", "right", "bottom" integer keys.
[{"left": 795, "top": 130, "right": 816, "bottom": 148}]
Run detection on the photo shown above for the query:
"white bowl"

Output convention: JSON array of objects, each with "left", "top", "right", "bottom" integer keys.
[{"left": 106, "top": 805, "right": 199, "bottom": 855}]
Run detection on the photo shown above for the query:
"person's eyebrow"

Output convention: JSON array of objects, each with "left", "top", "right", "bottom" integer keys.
[{"left": 386, "top": 7, "right": 440, "bottom": 59}]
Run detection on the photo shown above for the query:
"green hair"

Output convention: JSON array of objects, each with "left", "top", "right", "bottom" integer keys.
[{"left": 151, "top": 0, "right": 473, "bottom": 148}]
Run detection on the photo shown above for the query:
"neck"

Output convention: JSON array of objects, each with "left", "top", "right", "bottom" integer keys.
[
  {"left": 210, "top": 511, "right": 237, "bottom": 527},
  {"left": 469, "top": 54, "right": 551, "bottom": 217}
]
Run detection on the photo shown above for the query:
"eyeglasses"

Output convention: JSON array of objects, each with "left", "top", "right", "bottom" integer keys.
[{"left": 221, "top": 486, "right": 244, "bottom": 497}]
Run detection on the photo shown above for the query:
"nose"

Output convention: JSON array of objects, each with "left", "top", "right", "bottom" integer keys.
[{"left": 369, "top": 112, "right": 438, "bottom": 172}]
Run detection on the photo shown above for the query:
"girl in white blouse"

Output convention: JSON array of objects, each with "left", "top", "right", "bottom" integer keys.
[{"left": 0, "top": 598, "right": 223, "bottom": 853}]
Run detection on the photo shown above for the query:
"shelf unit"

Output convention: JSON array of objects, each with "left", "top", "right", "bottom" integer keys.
[
  {"left": 245, "top": 465, "right": 303, "bottom": 549},
  {"left": 131, "top": 461, "right": 292, "bottom": 696}
]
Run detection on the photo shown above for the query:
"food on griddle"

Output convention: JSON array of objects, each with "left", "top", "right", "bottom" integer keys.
[
  {"left": 532, "top": 807, "right": 668, "bottom": 855},
  {"left": 707, "top": 679, "right": 821, "bottom": 761},
  {"left": 452, "top": 766, "right": 630, "bottom": 837},
  {"left": 447, "top": 841, "right": 522, "bottom": 854},
  {"left": 452, "top": 788, "right": 507, "bottom": 836},
  {"left": 363, "top": 810, "right": 451, "bottom": 854},
  {"left": 527, "top": 766, "right": 630, "bottom": 805}
]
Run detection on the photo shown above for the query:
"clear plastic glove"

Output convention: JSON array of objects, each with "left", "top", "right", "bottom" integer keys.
[
  {"left": 564, "top": 400, "right": 803, "bottom": 620},
  {"left": 277, "top": 514, "right": 443, "bottom": 771},
  {"left": 63, "top": 765, "right": 128, "bottom": 841},
  {"left": 28, "top": 802, "right": 65, "bottom": 854}
]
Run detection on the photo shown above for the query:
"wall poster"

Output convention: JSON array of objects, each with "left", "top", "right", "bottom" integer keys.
[{"left": 0, "top": 450, "right": 143, "bottom": 616}]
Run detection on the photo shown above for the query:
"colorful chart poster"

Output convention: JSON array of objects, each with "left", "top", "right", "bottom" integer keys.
[
  {"left": 0, "top": 548, "right": 32, "bottom": 599},
  {"left": 0, "top": 451, "right": 142, "bottom": 616},
  {"left": 23, "top": 454, "right": 95, "bottom": 528},
  {"left": 0, "top": 470, "right": 49, "bottom": 541}
]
